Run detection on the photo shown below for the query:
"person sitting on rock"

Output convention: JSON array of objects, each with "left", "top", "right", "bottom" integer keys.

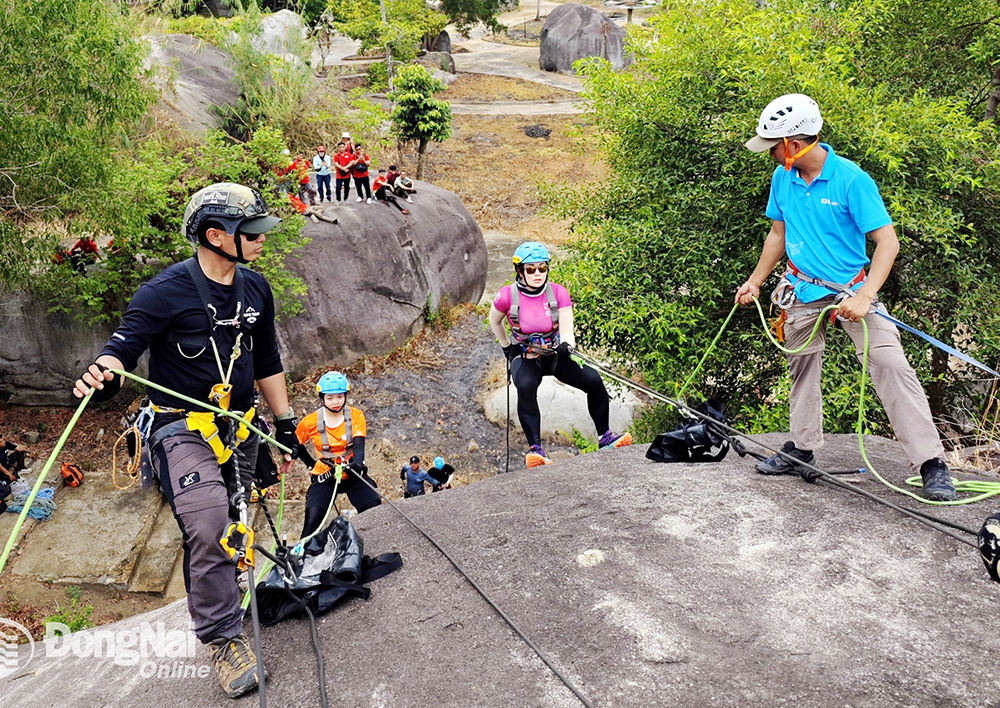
[
  {"left": 293, "top": 371, "right": 380, "bottom": 537},
  {"left": 0, "top": 433, "right": 29, "bottom": 476},
  {"left": 399, "top": 455, "right": 439, "bottom": 498},
  {"left": 373, "top": 169, "right": 409, "bottom": 214},
  {"left": 385, "top": 164, "right": 401, "bottom": 188},
  {"left": 393, "top": 169, "right": 416, "bottom": 203},
  {"left": 488, "top": 242, "right": 633, "bottom": 468},
  {"left": 352, "top": 143, "right": 373, "bottom": 204}
]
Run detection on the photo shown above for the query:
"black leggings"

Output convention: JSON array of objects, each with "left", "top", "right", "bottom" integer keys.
[
  {"left": 510, "top": 353, "right": 610, "bottom": 446},
  {"left": 302, "top": 470, "right": 380, "bottom": 537},
  {"left": 353, "top": 176, "right": 371, "bottom": 199}
]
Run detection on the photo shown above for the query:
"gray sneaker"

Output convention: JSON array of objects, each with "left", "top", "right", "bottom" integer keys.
[
  {"left": 209, "top": 634, "right": 266, "bottom": 698},
  {"left": 755, "top": 441, "right": 815, "bottom": 475},
  {"left": 920, "top": 458, "right": 956, "bottom": 501}
]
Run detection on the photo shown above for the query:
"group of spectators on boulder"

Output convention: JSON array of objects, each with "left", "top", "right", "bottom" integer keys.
[{"left": 279, "top": 132, "right": 418, "bottom": 216}]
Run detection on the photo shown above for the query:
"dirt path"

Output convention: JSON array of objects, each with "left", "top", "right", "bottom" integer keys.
[{"left": 450, "top": 98, "right": 584, "bottom": 115}]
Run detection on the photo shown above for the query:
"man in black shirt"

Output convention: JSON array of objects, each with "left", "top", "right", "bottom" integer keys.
[{"left": 73, "top": 183, "right": 299, "bottom": 699}]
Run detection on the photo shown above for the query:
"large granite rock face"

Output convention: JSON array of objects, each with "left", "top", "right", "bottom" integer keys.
[
  {"left": 277, "top": 181, "right": 486, "bottom": 377},
  {"left": 7, "top": 436, "right": 1000, "bottom": 707},
  {"left": 255, "top": 9, "right": 305, "bottom": 57},
  {"left": 145, "top": 34, "right": 240, "bottom": 135},
  {"left": 539, "top": 3, "right": 632, "bottom": 75},
  {"left": 0, "top": 183, "right": 485, "bottom": 405}
]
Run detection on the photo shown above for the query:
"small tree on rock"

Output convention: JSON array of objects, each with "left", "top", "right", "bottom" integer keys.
[{"left": 388, "top": 65, "right": 452, "bottom": 179}]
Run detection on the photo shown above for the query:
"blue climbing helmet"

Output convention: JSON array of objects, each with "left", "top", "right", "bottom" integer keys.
[
  {"left": 316, "top": 371, "right": 350, "bottom": 396},
  {"left": 512, "top": 242, "right": 550, "bottom": 267},
  {"left": 433, "top": 456, "right": 445, "bottom": 470}
]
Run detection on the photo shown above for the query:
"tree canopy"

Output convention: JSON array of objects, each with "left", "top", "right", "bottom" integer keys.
[{"left": 551, "top": 0, "right": 1000, "bottom": 438}]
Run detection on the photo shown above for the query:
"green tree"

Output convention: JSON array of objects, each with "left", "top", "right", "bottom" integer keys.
[
  {"left": 388, "top": 65, "right": 453, "bottom": 178},
  {"left": 327, "top": 0, "right": 446, "bottom": 62},
  {"left": 549, "top": 0, "right": 1000, "bottom": 439},
  {"left": 0, "top": 0, "right": 153, "bottom": 258},
  {"left": 438, "top": 0, "right": 512, "bottom": 36}
]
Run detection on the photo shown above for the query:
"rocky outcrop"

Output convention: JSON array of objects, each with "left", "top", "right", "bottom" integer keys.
[
  {"left": 277, "top": 181, "right": 485, "bottom": 377},
  {"left": 0, "top": 183, "right": 486, "bottom": 405},
  {"left": 145, "top": 34, "right": 240, "bottom": 135},
  {"left": 539, "top": 3, "right": 632, "bottom": 75},
  {"left": 7, "top": 436, "right": 1000, "bottom": 706},
  {"left": 417, "top": 50, "right": 456, "bottom": 75},
  {"left": 255, "top": 9, "right": 305, "bottom": 57}
]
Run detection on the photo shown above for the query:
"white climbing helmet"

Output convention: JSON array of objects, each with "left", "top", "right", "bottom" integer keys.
[{"left": 745, "top": 94, "right": 823, "bottom": 152}]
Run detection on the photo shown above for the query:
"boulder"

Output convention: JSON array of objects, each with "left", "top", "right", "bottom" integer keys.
[
  {"left": 255, "top": 9, "right": 305, "bottom": 56},
  {"left": 278, "top": 181, "right": 486, "bottom": 377},
  {"left": 426, "top": 67, "right": 459, "bottom": 86},
  {"left": 417, "top": 51, "right": 456, "bottom": 75},
  {"left": 539, "top": 3, "right": 632, "bottom": 75},
  {"left": 145, "top": 34, "right": 241, "bottom": 135},
  {"left": 0, "top": 183, "right": 486, "bottom": 405},
  {"left": 483, "top": 376, "right": 643, "bottom": 443},
  {"left": 429, "top": 30, "right": 452, "bottom": 54}
]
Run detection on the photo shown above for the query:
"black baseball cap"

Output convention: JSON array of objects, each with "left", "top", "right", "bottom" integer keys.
[{"left": 410, "top": 455, "right": 420, "bottom": 464}]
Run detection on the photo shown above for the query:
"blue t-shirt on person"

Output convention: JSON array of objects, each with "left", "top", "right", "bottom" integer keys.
[{"left": 765, "top": 144, "right": 893, "bottom": 303}]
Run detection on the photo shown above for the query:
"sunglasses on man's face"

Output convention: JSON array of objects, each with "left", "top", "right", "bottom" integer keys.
[
  {"left": 238, "top": 232, "right": 264, "bottom": 242},
  {"left": 523, "top": 264, "right": 548, "bottom": 275}
]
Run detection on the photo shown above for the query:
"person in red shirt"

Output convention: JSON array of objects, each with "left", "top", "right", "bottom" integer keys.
[
  {"left": 68, "top": 236, "right": 100, "bottom": 273},
  {"left": 278, "top": 155, "right": 317, "bottom": 206},
  {"left": 385, "top": 164, "right": 401, "bottom": 188},
  {"left": 372, "top": 169, "right": 408, "bottom": 214},
  {"left": 333, "top": 142, "right": 355, "bottom": 203},
  {"left": 351, "top": 143, "right": 372, "bottom": 203}
]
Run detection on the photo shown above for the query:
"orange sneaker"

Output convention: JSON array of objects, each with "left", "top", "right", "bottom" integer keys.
[{"left": 525, "top": 445, "right": 553, "bottom": 468}]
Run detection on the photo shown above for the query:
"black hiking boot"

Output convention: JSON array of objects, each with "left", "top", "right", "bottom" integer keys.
[
  {"left": 755, "top": 441, "right": 815, "bottom": 475},
  {"left": 920, "top": 458, "right": 956, "bottom": 502}
]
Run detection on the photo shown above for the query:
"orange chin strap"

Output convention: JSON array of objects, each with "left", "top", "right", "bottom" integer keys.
[{"left": 783, "top": 136, "right": 818, "bottom": 171}]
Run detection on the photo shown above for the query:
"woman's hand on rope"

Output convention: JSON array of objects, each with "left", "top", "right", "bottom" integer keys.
[{"left": 735, "top": 280, "right": 761, "bottom": 306}]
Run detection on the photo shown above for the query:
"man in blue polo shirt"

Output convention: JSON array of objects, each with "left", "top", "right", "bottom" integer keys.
[{"left": 734, "top": 93, "right": 955, "bottom": 501}]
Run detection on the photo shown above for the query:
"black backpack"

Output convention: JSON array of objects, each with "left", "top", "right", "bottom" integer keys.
[{"left": 256, "top": 516, "right": 402, "bottom": 626}]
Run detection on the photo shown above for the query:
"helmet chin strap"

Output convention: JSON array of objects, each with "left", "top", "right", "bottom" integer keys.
[
  {"left": 783, "top": 136, "right": 819, "bottom": 171},
  {"left": 200, "top": 226, "right": 249, "bottom": 264},
  {"left": 323, "top": 399, "right": 346, "bottom": 414}
]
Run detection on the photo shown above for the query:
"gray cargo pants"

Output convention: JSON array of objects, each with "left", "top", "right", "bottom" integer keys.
[
  {"left": 783, "top": 295, "right": 944, "bottom": 473},
  {"left": 151, "top": 428, "right": 257, "bottom": 644}
]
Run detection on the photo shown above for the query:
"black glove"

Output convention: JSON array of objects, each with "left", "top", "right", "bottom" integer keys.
[
  {"left": 273, "top": 416, "right": 298, "bottom": 458},
  {"left": 556, "top": 342, "right": 572, "bottom": 358},
  {"left": 81, "top": 363, "right": 121, "bottom": 403},
  {"left": 350, "top": 461, "right": 366, "bottom": 475},
  {"left": 502, "top": 343, "right": 521, "bottom": 362}
]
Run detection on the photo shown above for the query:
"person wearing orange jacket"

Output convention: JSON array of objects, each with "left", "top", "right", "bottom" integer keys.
[{"left": 292, "top": 371, "right": 380, "bottom": 537}]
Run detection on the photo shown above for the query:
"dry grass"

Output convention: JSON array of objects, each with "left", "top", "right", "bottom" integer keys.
[
  {"left": 413, "top": 114, "right": 603, "bottom": 243},
  {"left": 438, "top": 73, "right": 578, "bottom": 103}
]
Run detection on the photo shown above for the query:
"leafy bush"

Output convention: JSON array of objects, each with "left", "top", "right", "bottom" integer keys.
[
  {"left": 328, "top": 0, "right": 446, "bottom": 62},
  {"left": 388, "top": 65, "right": 452, "bottom": 177},
  {"left": 550, "top": 0, "right": 1000, "bottom": 437}
]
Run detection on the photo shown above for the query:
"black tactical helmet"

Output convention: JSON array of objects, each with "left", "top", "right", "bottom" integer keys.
[{"left": 182, "top": 183, "right": 281, "bottom": 262}]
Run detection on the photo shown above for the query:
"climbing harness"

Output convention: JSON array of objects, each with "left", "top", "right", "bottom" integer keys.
[
  {"left": 508, "top": 283, "right": 561, "bottom": 354},
  {"left": 782, "top": 261, "right": 1000, "bottom": 379}
]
